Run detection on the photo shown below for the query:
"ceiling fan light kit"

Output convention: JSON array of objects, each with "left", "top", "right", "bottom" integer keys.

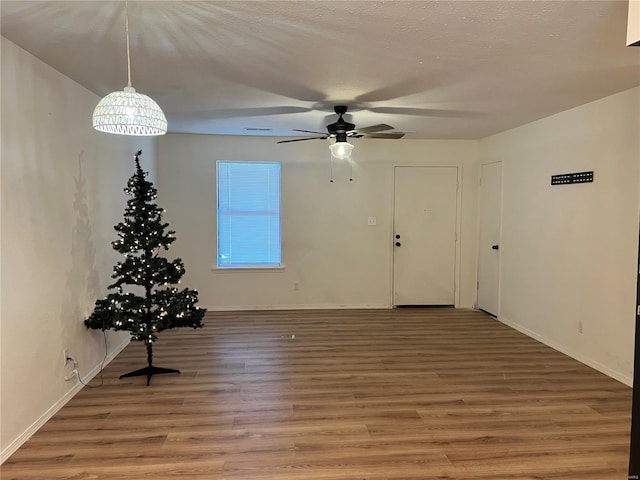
[
  {"left": 92, "top": 0, "right": 167, "bottom": 136},
  {"left": 329, "top": 141, "right": 354, "bottom": 160}
]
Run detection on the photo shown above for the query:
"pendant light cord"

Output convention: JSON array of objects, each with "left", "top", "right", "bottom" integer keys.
[{"left": 125, "top": 0, "right": 132, "bottom": 87}]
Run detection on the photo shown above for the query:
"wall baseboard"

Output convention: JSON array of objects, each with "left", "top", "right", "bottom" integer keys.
[
  {"left": 497, "top": 314, "right": 633, "bottom": 387},
  {"left": 0, "top": 337, "right": 130, "bottom": 464},
  {"left": 203, "top": 304, "right": 392, "bottom": 311}
]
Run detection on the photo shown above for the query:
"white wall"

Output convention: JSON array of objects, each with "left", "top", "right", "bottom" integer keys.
[
  {"left": 157, "top": 134, "right": 478, "bottom": 310},
  {"left": 480, "top": 87, "right": 640, "bottom": 385},
  {"left": 0, "top": 38, "right": 156, "bottom": 461}
]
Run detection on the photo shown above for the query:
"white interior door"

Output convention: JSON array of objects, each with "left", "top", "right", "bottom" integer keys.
[
  {"left": 477, "top": 161, "right": 502, "bottom": 316},
  {"left": 393, "top": 166, "right": 458, "bottom": 306}
]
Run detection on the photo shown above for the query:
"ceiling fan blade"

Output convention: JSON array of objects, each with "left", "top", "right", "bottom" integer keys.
[
  {"left": 293, "top": 128, "right": 328, "bottom": 135},
  {"left": 365, "top": 132, "right": 406, "bottom": 139},
  {"left": 356, "top": 123, "right": 394, "bottom": 134},
  {"left": 277, "top": 137, "right": 327, "bottom": 144}
]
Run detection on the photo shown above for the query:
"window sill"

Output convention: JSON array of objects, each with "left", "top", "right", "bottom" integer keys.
[{"left": 212, "top": 265, "right": 286, "bottom": 273}]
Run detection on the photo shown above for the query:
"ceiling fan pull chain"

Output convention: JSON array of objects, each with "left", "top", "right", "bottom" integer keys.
[
  {"left": 349, "top": 159, "right": 353, "bottom": 182},
  {"left": 329, "top": 153, "right": 334, "bottom": 183}
]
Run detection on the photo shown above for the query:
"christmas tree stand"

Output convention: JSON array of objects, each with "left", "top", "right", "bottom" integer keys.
[{"left": 119, "top": 344, "right": 179, "bottom": 386}]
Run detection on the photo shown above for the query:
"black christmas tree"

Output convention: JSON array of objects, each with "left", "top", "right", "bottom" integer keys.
[{"left": 85, "top": 150, "right": 205, "bottom": 385}]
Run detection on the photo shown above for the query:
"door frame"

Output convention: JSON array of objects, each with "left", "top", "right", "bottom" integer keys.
[
  {"left": 629, "top": 220, "right": 640, "bottom": 478},
  {"left": 476, "top": 160, "right": 503, "bottom": 316},
  {"left": 390, "top": 164, "right": 463, "bottom": 308}
]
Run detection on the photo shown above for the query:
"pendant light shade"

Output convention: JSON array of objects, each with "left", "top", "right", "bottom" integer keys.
[
  {"left": 92, "top": 0, "right": 167, "bottom": 136},
  {"left": 93, "top": 86, "right": 167, "bottom": 136},
  {"left": 329, "top": 141, "right": 354, "bottom": 160}
]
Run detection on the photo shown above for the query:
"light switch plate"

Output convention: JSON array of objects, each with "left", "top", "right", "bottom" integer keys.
[{"left": 367, "top": 217, "right": 377, "bottom": 226}]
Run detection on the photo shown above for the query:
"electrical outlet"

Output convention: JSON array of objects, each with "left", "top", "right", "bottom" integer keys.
[
  {"left": 293, "top": 282, "right": 300, "bottom": 291},
  {"left": 63, "top": 349, "right": 70, "bottom": 366}
]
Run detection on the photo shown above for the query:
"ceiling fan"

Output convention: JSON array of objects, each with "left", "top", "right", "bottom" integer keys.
[{"left": 276, "top": 105, "right": 407, "bottom": 144}]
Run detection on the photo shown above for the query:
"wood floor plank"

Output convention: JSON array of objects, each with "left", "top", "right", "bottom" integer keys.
[{"left": 1, "top": 308, "right": 631, "bottom": 479}]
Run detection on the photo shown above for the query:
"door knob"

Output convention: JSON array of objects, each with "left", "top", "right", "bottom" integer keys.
[
  {"left": 492, "top": 245, "right": 499, "bottom": 250},
  {"left": 395, "top": 242, "right": 401, "bottom": 247}
]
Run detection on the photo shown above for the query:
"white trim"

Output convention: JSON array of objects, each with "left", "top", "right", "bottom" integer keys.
[
  {"left": 212, "top": 265, "right": 286, "bottom": 272},
  {"left": 476, "top": 159, "right": 503, "bottom": 316},
  {"left": 215, "top": 160, "right": 282, "bottom": 269},
  {"left": 497, "top": 314, "right": 632, "bottom": 387},
  {"left": 389, "top": 165, "right": 398, "bottom": 307},
  {"left": 203, "top": 304, "right": 391, "bottom": 311},
  {"left": 455, "top": 164, "right": 463, "bottom": 308},
  {"left": 0, "top": 337, "right": 130, "bottom": 464}
]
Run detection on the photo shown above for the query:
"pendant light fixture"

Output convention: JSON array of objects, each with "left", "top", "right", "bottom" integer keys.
[{"left": 92, "top": 0, "right": 167, "bottom": 136}]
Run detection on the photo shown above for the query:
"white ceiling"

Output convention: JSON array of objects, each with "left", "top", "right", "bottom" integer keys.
[{"left": 2, "top": 0, "right": 639, "bottom": 140}]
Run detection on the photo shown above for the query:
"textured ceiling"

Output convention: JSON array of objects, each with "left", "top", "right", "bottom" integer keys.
[{"left": 2, "top": 0, "right": 639, "bottom": 139}]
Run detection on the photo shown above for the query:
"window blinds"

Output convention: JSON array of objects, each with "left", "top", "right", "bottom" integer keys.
[{"left": 216, "top": 161, "right": 281, "bottom": 267}]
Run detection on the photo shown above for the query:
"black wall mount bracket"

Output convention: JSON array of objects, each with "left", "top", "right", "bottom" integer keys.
[{"left": 551, "top": 171, "right": 593, "bottom": 185}]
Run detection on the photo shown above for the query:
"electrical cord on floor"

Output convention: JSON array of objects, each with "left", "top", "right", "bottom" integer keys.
[{"left": 72, "top": 330, "right": 108, "bottom": 388}]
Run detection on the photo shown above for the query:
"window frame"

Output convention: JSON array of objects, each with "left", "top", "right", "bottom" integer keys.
[{"left": 215, "top": 160, "right": 282, "bottom": 270}]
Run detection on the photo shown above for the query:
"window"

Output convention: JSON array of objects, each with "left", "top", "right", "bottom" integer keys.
[{"left": 216, "top": 161, "right": 281, "bottom": 268}]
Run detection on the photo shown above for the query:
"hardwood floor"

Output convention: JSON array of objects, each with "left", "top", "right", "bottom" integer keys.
[{"left": 2, "top": 309, "right": 632, "bottom": 479}]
